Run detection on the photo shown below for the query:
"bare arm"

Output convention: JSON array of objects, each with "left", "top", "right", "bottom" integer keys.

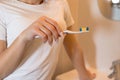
[
  {"left": 0, "top": 16, "right": 62, "bottom": 79},
  {"left": 0, "top": 37, "right": 27, "bottom": 79},
  {"left": 63, "top": 26, "right": 91, "bottom": 79},
  {"left": 0, "top": 40, "right": 6, "bottom": 54}
]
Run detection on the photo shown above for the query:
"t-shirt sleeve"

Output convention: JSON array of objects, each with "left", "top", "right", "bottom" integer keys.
[
  {"left": 63, "top": 0, "right": 74, "bottom": 27},
  {"left": 0, "top": 17, "right": 7, "bottom": 41}
]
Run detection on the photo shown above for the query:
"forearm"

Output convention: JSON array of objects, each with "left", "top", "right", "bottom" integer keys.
[
  {"left": 0, "top": 36, "right": 27, "bottom": 79},
  {"left": 0, "top": 16, "right": 62, "bottom": 79},
  {"left": 64, "top": 34, "right": 87, "bottom": 75}
]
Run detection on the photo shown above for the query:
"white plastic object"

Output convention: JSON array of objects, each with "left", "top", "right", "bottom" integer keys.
[
  {"left": 35, "top": 30, "right": 89, "bottom": 38},
  {"left": 63, "top": 30, "right": 89, "bottom": 34},
  {"left": 112, "top": 0, "right": 120, "bottom": 4}
]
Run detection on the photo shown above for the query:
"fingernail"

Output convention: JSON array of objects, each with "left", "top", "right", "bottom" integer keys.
[
  {"left": 56, "top": 39, "right": 59, "bottom": 43},
  {"left": 50, "top": 41, "right": 53, "bottom": 46},
  {"left": 43, "top": 40, "right": 47, "bottom": 43},
  {"left": 49, "top": 42, "right": 52, "bottom": 46},
  {"left": 55, "top": 38, "right": 57, "bottom": 41},
  {"left": 63, "top": 34, "right": 67, "bottom": 37},
  {"left": 60, "top": 32, "right": 64, "bottom": 37}
]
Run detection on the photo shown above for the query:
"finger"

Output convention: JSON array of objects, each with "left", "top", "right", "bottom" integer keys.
[
  {"left": 38, "top": 18, "right": 59, "bottom": 41},
  {"left": 43, "top": 16, "right": 63, "bottom": 36},
  {"left": 42, "top": 21, "right": 59, "bottom": 41},
  {"left": 38, "top": 24, "right": 53, "bottom": 45},
  {"left": 92, "top": 73, "right": 96, "bottom": 79},
  {"left": 35, "top": 28, "right": 48, "bottom": 43}
]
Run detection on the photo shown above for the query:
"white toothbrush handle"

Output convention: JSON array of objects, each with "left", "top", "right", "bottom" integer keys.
[
  {"left": 35, "top": 30, "right": 89, "bottom": 38},
  {"left": 63, "top": 30, "right": 89, "bottom": 34}
]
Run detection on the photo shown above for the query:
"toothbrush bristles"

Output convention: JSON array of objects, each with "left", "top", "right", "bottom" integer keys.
[
  {"left": 79, "top": 27, "right": 89, "bottom": 32},
  {"left": 86, "top": 27, "right": 89, "bottom": 31}
]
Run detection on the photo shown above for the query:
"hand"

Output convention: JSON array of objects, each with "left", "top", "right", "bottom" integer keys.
[
  {"left": 78, "top": 70, "right": 96, "bottom": 80},
  {"left": 20, "top": 16, "right": 62, "bottom": 45}
]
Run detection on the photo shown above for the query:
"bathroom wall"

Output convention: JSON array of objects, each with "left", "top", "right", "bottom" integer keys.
[
  {"left": 98, "top": 0, "right": 112, "bottom": 19},
  {"left": 78, "top": 0, "right": 120, "bottom": 73},
  {"left": 54, "top": 0, "right": 120, "bottom": 79}
]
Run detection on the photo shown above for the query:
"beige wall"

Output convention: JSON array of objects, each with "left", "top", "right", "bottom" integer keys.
[
  {"left": 67, "top": 0, "right": 79, "bottom": 29},
  {"left": 54, "top": 0, "right": 120, "bottom": 79},
  {"left": 78, "top": 0, "right": 120, "bottom": 72}
]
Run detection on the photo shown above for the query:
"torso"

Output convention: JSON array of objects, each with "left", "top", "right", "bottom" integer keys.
[{"left": 0, "top": 0, "right": 68, "bottom": 80}]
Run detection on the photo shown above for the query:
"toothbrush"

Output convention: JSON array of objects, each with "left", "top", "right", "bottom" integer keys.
[
  {"left": 63, "top": 27, "right": 89, "bottom": 34},
  {"left": 35, "top": 27, "right": 89, "bottom": 38},
  {"left": 63, "top": 30, "right": 89, "bottom": 34}
]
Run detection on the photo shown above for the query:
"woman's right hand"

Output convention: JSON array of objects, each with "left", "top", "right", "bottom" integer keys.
[{"left": 19, "top": 16, "right": 63, "bottom": 45}]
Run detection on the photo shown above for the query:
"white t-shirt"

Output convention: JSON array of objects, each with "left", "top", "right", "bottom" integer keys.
[{"left": 0, "top": 0, "right": 74, "bottom": 80}]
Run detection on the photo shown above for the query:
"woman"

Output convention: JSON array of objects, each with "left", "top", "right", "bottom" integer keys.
[{"left": 0, "top": 0, "right": 95, "bottom": 80}]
